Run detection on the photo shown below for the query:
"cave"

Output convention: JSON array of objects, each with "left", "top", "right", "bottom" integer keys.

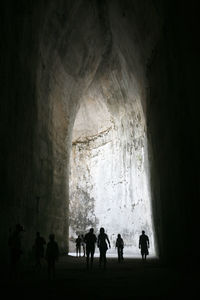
[{"left": 1, "top": 0, "right": 198, "bottom": 297}]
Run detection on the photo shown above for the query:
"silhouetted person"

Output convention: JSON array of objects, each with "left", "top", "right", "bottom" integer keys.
[
  {"left": 116, "top": 234, "right": 124, "bottom": 262},
  {"left": 8, "top": 224, "right": 24, "bottom": 279},
  {"left": 75, "top": 235, "right": 82, "bottom": 257},
  {"left": 97, "top": 227, "right": 111, "bottom": 269},
  {"left": 8, "top": 227, "right": 12, "bottom": 261},
  {"left": 34, "top": 232, "right": 46, "bottom": 271},
  {"left": 45, "top": 234, "right": 59, "bottom": 280},
  {"left": 81, "top": 234, "right": 86, "bottom": 257},
  {"left": 84, "top": 228, "right": 97, "bottom": 270},
  {"left": 139, "top": 230, "right": 149, "bottom": 261}
]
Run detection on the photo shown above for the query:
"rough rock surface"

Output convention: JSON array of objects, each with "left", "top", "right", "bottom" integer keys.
[
  {"left": 1, "top": 0, "right": 199, "bottom": 266},
  {"left": 69, "top": 86, "right": 156, "bottom": 255}
]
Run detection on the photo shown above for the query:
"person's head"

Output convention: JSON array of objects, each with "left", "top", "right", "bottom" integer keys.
[
  {"left": 16, "top": 223, "right": 24, "bottom": 232},
  {"left": 89, "top": 228, "right": 94, "bottom": 234},
  {"left": 100, "top": 227, "right": 105, "bottom": 234},
  {"left": 49, "top": 233, "right": 55, "bottom": 241},
  {"left": 118, "top": 234, "right": 121, "bottom": 238},
  {"left": 142, "top": 230, "right": 145, "bottom": 235}
]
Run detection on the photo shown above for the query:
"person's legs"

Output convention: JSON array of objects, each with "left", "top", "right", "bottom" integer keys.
[
  {"left": 52, "top": 260, "right": 55, "bottom": 278},
  {"left": 117, "top": 248, "right": 120, "bottom": 262},
  {"left": 48, "top": 259, "right": 56, "bottom": 279},
  {"left": 10, "top": 255, "right": 17, "bottom": 279},
  {"left": 90, "top": 246, "right": 95, "bottom": 269},
  {"left": 47, "top": 261, "right": 51, "bottom": 279},
  {"left": 86, "top": 249, "right": 90, "bottom": 269},
  {"left": 99, "top": 249, "right": 103, "bottom": 267},
  {"left": 119, "top": 247, "right": 122, "bottom": 262},
  {"left": 103, "top": 251, "right": 107, "bottom": 269},
  {"left": 11, "top": 253, "right": 20, "bottom": 280},
  {"left": 35, "top": 254, "right": 41, "bottom": 271},
  {"left": 90, "top": 252, "right": 94, "bottom": 269},
  {"left": 121, "top": 247, "right": 124, "bottom": 260}
]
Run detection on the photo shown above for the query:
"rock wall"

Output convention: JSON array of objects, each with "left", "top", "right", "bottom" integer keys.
[
  {"left": 1, "top": 0, "right": 198, "bottom": 265},
  {"left": 69, "top": 81, "right": 156, "bottom": 256}
]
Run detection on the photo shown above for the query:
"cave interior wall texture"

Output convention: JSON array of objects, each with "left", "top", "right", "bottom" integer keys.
[{"left": 0, "top": 0, "right": 199, "bottom": 264}]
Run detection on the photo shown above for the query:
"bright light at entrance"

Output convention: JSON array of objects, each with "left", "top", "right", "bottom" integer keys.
[{"left": 69, "top": 93, "right": 156, "bottom": 257}]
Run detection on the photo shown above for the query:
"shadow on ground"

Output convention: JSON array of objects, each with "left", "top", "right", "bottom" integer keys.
[{"left": 1, "top": 255, "right": 197, "bottom": 299}]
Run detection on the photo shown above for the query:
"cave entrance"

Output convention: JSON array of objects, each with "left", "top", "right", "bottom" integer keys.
[{"left": 69, "top": 92, "right": 156, "bottom": 257}]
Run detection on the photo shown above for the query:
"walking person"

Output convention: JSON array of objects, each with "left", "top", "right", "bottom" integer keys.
[
  {"left": 45, "top": 234, "right": 59, "bottom": 280},
  {"left": 139, "top": 230, "right": 150, "bottom": 261},
  {"left": 34, "top": 232, "right": 46, "bottom": 271},
  {"left": 97, "top": 227, "right": 111, "bottom": 269},
  {"left": 81, "top": 234, "right": 86, "bottom": 257},
  {"left": 84, "top": 228, "right": 97, "bottom": 270},
  {"left": 115, "top": 234, "right": 124, "bottom": 262},
  {"left": 8, "top": 224, "right": 25, "bottom": 280},
  {"left": 75, "top": 235, "right": 82, "bottom": 257}
]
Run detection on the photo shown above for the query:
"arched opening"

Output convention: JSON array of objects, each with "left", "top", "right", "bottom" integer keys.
[
  {"left": 31, "top": 0, "right": 161, "bottom": 259},
  {"left": 1, "top": 4, "right": 199, "bottom": 297},
  {"left": 69, "top": 82, "right": 157, "bottom": 257}
]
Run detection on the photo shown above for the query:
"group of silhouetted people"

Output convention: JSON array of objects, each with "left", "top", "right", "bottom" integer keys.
[
  {"left": 8, "top": 224, "right": 59, "bottom": 280},
  {"left": 82, "top": 227, "right": 111, "bottom": 270},
  {"left": 75, "top": 234, "right": 85, "bottom": 257},
  {"left": 76, "top": 228, "right": 150, "bottom": 270},
  {"left": 8, "top": 224, "right": 150, "bottom": 280},
  {"left": 33, "top": 231, "right": 59, "bottom": 280}
]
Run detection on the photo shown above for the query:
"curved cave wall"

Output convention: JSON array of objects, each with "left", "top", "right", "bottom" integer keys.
[{"left": 1, "top": 0, "right": 198, "bottom": 265}]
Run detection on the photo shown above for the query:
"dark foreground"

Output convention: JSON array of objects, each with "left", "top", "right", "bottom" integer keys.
[{"left": 1, "top": 256, "right": 197, "bottom": 299}]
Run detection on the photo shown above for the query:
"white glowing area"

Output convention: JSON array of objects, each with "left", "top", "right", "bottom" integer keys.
[{"left": 69, "top": 91, "right": 156, "bottom": 257}]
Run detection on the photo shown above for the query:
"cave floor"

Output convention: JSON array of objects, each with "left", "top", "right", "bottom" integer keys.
[{"left": 1, "top": 255, "right": 197, "bottom": 298}]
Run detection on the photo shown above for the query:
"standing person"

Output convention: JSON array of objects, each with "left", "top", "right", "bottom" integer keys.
[
  {"left": 84, "top": 228, "right": 97, "bottom": 270},
  {"left": 139, "top": 230, "right": 150, "bottom": 261},
  {"left": 45, "top": 234, "right": 59, "bottom": 280},
  {"left": 34, "top": 232, "right": 46, "bottom": 271},
  {"left": 8, "top": 224, "right": 25, "bottom": 279},
  {"left": 115, "top": 234, "right": 124, "bottom": 262},
  {"left": 97, "top": 227, "right": 111, "bottom": 269},
  {"left": 81, "top": 234, "right": 86, "bottom": 257},
  {"left": 75, "top": 235, "right": 82, "bottom": 257}
]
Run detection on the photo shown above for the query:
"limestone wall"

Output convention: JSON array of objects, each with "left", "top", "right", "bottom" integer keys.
[{"left": 1, "top": 0, "right": 198, "bottom": 265}]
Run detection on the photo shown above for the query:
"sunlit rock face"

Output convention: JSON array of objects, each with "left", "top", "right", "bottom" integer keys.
[{"left": 69, "top": 83, "right": 156, "bottom": 256}]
